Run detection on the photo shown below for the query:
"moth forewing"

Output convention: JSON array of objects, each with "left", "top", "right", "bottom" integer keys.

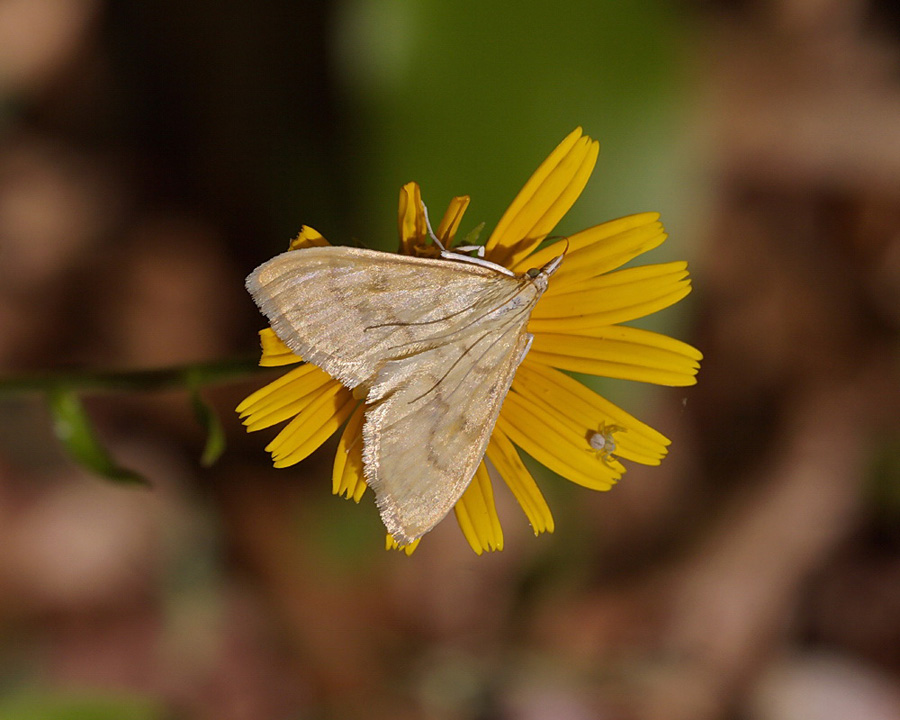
[
  {"left": 246, "top": 244, "right": 564, "bottom": 545},
  {"left": 245, "top": 246, "right": 514, "bottom": 389}
]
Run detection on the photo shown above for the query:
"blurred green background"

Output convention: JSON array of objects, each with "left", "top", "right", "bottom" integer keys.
[{"left": 1, "top": 1, "right": 898, "bottom": 719}]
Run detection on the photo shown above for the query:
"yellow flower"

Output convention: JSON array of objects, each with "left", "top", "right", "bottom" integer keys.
[{"left": 236, "top": 128, "right": 701, "bottom": 555}]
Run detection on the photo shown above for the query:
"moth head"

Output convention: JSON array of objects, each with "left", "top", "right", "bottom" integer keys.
[
  {"left": 525, "top": 251, "right": 565, "bottom": 286},
  {"left": 526, "top": 236, "right": 568, "bottom": 280}
]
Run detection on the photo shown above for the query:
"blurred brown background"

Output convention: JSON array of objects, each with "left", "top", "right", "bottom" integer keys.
[{"left": 0, "top": 1, "right": 899, "bottom": 719}]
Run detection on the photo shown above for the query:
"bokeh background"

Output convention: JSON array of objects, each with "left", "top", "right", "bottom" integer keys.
[{"left": 1, "top": 1, "right": 899, "bottom": 719}]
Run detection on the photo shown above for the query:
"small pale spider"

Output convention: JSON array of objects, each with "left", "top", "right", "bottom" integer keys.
[{"left": 588, "top": 423, "right": 624, "bottom": 469}]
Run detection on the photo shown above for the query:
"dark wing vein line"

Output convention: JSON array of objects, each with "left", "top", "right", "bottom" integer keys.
[
  {"left": 378, "top": 299, "right": 535, "bottom": 435},
  {"left": 412, "top": 295, "right": 535, "bottom": 408},
  {"left": 375, "top": 278, "right": 536, "bottom": 357}
]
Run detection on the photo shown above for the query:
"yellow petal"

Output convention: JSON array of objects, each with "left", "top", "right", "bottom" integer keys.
[
  {"left": 289, "top": 225, "right": 330, "bottom": 250},
  {"left": 513, "top": 214, "right": 666, "bottom": 286},
  {"left": 258, "top": 328, "right": 303, "bottom": 367},
  {"left": 398, "top": 182, "right": 426, "bottom": 255},
  {"left": 529, "top": 262, "right": 692, "bottom": 330},
  {"left": 486, "top": 427, "right": 554, "bottom": 535},
  {"left": 453, "top": 462, "right": 503, "bottom": 554},
  {"left": 386, "top": 534, "right": 420, "bottom": 555},
  {"left": 503, "top": 139, "right": 598, "bottom": 268},
  {"left": 332, "top": 403, "right": 367, "bottom": 501},
  {"left": 497, "top": 391, "right": 620, "bottom": 490},
  {"left": 505, "top": 372, "right": 625, "bottom": 476},
  {"left": 437, "top": 195, "right": 470, "bottom": 245},
  {"left": 237, "top": 363, "right": 338, "bottom": 430},
  {"left": 236, "top": 362, "right": 326, "bottom": 416},
  {"left": 266, "top": 383, "right": 356, "bottom": 467},
  {"left": 529, "top": 327, "right": 702, "bottom": 387},
  {"left": 513, "top": 362, "right": 669, "bottom": 465},
  {"left": 486, "top": 128, "right": 598, "bottom": 267}
]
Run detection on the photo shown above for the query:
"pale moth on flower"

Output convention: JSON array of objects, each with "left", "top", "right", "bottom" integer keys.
[
  {"left": 246, "top": 220, "right": 563, "bottom": 546},
  {"left": 238, "top": 128, "right": 702, "bottom": 554}
]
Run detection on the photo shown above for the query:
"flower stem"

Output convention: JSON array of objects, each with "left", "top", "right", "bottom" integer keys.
[{"left": 0, "top": 356, "right": 265, "bottom": 396}]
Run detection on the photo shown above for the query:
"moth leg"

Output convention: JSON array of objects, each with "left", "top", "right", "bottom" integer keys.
[
  {"left": 420, "top": 201, "right": 447, "bottom": 251},
  {"left": 453, "top": 244, "right": 486, "bottom": 258},
  {"left": 441, "top": 251, "right": 515, "bottom": 275},
  {"left": 421, "top": 198, "right": 515, "bottom": 276},
  {"left": 518, "top": 333, "right": 534, "bottom": 365}
]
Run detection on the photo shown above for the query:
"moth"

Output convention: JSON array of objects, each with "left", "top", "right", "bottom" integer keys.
[{"left": 247, "top": 241, "right": 563, "bottom": 545}]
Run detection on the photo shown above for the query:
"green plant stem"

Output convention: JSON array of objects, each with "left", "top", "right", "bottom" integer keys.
[{"left": 0, "top": 356, "right": 268, "bottom": 396}]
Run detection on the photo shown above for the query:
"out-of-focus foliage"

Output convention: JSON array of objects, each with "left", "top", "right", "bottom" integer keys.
[
  {"left": 334, "top": 0, "right": 693, "bottom": 242},
  {"left": 1, "top": 0, "right": 898, "bottom": 719},
  {"left": 49, "top": 388, "right": 146, "bottom": 485},
  {"left": 0, "top": 692, "right": 162, "bottom": 720}
]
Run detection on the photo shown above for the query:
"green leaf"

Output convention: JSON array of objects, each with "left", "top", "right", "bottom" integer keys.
[
  {"left": 0, "top": 690, "right": 162, "bottom": 720},
  {"left": 462, "top": 221, "right": 485, "bottom": 246},
  {"left": 189, "top": 384, "right": 225, "bottom": 467},
  {"left": 47, "top": 387, "right": 146, "bottom": 485}
]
